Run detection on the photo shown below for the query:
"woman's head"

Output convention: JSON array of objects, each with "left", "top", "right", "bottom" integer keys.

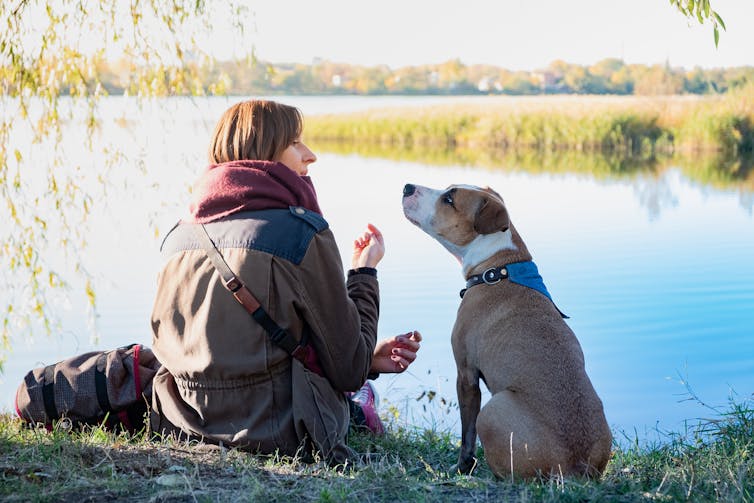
[{"left": 208, "top": 100, "right": 303, "bottom": 164}]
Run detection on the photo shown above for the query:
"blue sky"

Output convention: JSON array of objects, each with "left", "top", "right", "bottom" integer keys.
[{"left": 235, "top": 0, "right": 751, "bottom": 70}]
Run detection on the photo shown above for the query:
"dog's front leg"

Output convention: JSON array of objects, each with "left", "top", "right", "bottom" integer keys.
[{"left": 454, "top": 366, "right": 481, "bottom": 474}]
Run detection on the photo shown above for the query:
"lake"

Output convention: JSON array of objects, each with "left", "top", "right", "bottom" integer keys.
[{"left": 1, "top": 96, "right": 752, "bottom": 444}]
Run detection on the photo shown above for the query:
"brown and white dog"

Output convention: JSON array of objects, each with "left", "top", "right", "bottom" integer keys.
[{"left": 402, "top": 183, "right": 611, "bottom": 479}]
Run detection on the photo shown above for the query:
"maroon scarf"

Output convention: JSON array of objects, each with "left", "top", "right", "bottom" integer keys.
[{"left": 188, "top": 160, "right": 322, "bottom": 223}]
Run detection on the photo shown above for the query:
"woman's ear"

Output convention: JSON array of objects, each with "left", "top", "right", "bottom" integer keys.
[{"left": 473, "top": 195, "right": 510, "bottom": 234}]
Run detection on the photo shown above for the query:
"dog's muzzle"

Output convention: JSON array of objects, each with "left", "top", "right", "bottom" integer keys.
[{"left": 403, "top": 184, "right": 416, "bottom": 197}]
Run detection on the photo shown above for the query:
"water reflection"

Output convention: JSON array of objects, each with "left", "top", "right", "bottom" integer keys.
[
  {"left": 313, "top": 140, "right": 754, "bottom": 213},
  {"left": 632, "top": 174, "right": 679, "bottom": 221}
]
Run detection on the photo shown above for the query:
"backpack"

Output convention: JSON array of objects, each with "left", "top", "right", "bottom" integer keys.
[{"left": 15, "top": 343, "right": 161, "bottom": 432}]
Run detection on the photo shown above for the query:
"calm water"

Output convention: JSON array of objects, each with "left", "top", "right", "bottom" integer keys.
[{"left": 1, "top": 96, "right": 752, "bottom": 443}]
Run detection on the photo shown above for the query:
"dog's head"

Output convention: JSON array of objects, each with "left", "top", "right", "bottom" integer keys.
[{"left": 402, "top": 183, "right": 515, "bottom": 272}]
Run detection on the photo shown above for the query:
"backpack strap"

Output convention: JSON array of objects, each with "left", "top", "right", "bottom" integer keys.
[
  {"left": 94, "top": 346, "right": 139, "bottom": 430},
  {"left": 42, "top": 364, "right": 59, "bottom": 421},
  {"left": 95, "top": 353, "right": 112, "bottom": 414},
  {"left": 192, "top": 223, "right": 323, "bottom": 375}
]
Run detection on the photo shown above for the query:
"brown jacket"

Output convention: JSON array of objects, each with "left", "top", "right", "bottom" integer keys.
[{"left": 149, "top": 207, "right": 379, "bottom": 462}]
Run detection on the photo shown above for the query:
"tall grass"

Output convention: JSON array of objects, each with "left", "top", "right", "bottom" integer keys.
[
  {"left": 305, "top": 89, "right": 754, "bottom": 157},
  {"left": 1, "top": 397, "right": 753, "bottom": 501}
]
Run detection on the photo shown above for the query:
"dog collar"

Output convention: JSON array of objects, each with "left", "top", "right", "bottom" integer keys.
[{"left": 460, "top": 261, "right": 568, "bottom": 318}]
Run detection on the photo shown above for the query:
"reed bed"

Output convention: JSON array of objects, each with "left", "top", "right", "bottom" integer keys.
[{"left": 305, "top": 90, "right": 754, "bottom": 156}]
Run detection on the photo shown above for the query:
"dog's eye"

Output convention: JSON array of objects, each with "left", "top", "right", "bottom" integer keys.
[{"left": 442, "top": 193, "right": 454, "bottom": 206}]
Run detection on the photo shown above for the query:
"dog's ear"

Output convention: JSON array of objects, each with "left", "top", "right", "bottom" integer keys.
[
  {"left": 474, "top": 195, "right": 510, "bottom": 234},
  {"left": 481, "top": 185, "right": 503, "bottom": 201}
]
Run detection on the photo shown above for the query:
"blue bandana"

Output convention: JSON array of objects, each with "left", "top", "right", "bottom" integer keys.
[
  {"left": 506, "top": 261, "right": 553, "bottom": 300},
  {"left": 461, "top": 260, "right": 568, "bottom": 318}
]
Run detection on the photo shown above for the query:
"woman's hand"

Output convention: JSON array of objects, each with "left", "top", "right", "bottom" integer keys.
[
  {"left": 370, "top": 331, "right": 422, "bottom": 374},
  {"left": 351, "top": 223, "right": 385, "bottom": 269}
]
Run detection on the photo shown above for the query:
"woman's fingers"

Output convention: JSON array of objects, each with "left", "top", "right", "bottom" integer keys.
[
  {"left": 354, "top": 231, "right": 374, "bottom": 251},
  {"left": 391, "top": 347, "right": 417, "bottom": 363},
  {"left": 390, "top": 354, "right": 409, "bottom": 370},
  {"left": 366, "top": 223, "right": 384, "bottom": 245},
  {"left": 371, "top": 331, "right": 422, "bottom": 373},
  {"left": 395, "top": 331, "right": 422, "bottom": 351},
  {"left": 367, "top": 223, "right": 382, "bottom": 237}
]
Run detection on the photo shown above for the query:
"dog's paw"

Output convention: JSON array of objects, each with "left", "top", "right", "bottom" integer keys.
[{"left": 451, "top": 457, "right": 477, "bottom": 475}]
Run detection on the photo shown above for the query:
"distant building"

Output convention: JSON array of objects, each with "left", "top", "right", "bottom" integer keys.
[
  {"left": 478, "top": 78, "right": 504, "bottom": 93},
  {"left": 532, "top": 71, "right": 557, "bottom": 91}
]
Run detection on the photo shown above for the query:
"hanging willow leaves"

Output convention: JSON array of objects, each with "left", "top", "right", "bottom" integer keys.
[
  {"left": 0, "top": 0, "right": 249, "bottom": 369},
  {"left": 669, "top": 0, "right": 726, "bottom": 47}
]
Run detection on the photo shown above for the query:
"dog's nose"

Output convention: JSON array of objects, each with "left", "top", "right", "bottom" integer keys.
[{"left": 403, "top": 184, "right": 416, "bottom": 197}]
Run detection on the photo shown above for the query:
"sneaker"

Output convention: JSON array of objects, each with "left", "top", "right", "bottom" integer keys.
[{"left": 349, "top": 380, "right": 384, "bottom": 435}]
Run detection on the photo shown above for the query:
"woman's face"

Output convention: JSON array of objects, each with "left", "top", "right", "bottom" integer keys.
[{"left": 275, "top": 138, "right": 317, "bottom": 176}]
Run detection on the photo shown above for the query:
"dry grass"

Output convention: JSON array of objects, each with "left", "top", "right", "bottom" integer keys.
[{"left": 305, "top": 90, "right": 754, "bottom": 155}]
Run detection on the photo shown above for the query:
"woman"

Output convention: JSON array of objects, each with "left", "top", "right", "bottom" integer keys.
[{"left": 149, "top": 100, "right": 421, "bottom": 463}]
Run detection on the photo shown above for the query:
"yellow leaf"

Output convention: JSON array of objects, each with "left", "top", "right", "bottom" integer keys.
[{"left": 85, "top": 280, "right": 96, "bottom": 306}]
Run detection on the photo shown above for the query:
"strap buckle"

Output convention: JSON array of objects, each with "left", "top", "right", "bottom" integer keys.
[
  {"left": 225, "top": 277, "right": 242, "bottom": 292},
  {"left": 482, "top": 267, "right": 508, "bottom": 285}
]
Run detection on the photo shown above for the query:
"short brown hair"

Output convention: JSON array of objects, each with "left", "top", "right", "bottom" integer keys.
[{"left": 208, "top": 100, "right": 303, "bottom": 164}]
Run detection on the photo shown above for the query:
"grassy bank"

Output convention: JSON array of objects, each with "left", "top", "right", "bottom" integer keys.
[
  {"left": 304, "top": 91, "right": 754, "bottom": 156},
  {"left": 1, "top": 400, "right": 753, "bottom": 502}
]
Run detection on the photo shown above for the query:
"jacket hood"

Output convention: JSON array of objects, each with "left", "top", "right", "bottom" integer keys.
[{"left": 188, "top": 160, "right": 322, "bottom": 223}]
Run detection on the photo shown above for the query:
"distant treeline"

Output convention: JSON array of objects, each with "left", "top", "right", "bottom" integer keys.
[{"left": 95, "top": 58, "right": 754, "bottom": 96}]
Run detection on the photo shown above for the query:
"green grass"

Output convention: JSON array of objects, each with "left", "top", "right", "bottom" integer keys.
[
  {"left": 304, "top": 90, "right": 754, "bottom": 157},
  {"left": 1, "top": 398, "right": 753, "bottom": 502}
]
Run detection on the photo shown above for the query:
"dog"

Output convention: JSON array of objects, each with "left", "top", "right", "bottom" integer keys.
[{"left": 402, "top": 183, "right": 611, "bottom": 479}]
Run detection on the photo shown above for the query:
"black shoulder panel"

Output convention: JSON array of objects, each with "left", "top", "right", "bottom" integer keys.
[{"left": 160, "top": 207, "right": 330, "bottom": 265}]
